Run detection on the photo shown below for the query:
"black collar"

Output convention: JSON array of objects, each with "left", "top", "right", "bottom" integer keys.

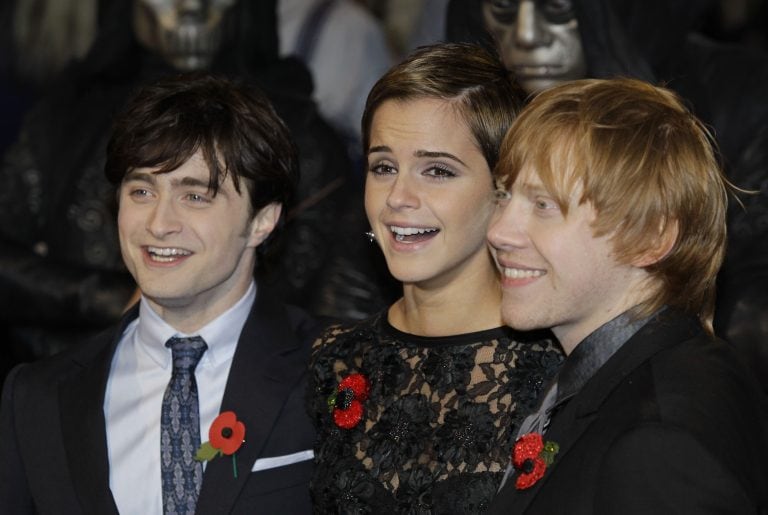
[{"left": 555, "top": 307, "right": 664, "bottom": 406}]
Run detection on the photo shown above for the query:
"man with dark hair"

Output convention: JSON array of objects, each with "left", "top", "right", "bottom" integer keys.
[
  {"left": 487, "top": 77, "right": 768, "bottom": 513},
  {"left": 0, "top": 0, "right": 366, "bottom": 385},
  {"left": 0, "top": 72, "right": 317, "bottom": 514}
]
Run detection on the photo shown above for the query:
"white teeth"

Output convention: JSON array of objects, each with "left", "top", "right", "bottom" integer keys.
[
  {"left": 502, "top": 267, "right": 545, "bottom": 279},
  {"left": 389, "top": 226, "right": 438, "bottom": 236},
  {"left": 146, "top": 246, "right": 191, "bottom": 257}
]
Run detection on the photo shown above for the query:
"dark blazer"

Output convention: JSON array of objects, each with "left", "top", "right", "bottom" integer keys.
[
  {"left": 0, "top": 288, "right": 319, "bottom": 514},
  {"left": 490, "top": 311, "right": 768, "bottom": 514}
]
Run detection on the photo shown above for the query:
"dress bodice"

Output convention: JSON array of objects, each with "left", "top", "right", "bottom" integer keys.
[{"left": 308, "top": 311, "right": 563, "bottom": 513}]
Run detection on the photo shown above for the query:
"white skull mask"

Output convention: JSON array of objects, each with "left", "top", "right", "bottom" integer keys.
[{"left": 133, "top": 0, "right": 238, "bottom": 70}]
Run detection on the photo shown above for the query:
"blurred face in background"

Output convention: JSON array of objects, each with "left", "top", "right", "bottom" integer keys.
[
  {"left": 482, "top": 0, "right": 587, "bottom": 94},
  {"left": 133, "top": 0, "right": 237, "bottom": 70}
]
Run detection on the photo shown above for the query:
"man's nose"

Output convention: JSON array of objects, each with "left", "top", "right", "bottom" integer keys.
[
  {"left": 146, "top": 198, "right": 183, "bottom": 238},
  {"left": 488, "top": 195, "right": 528, "bottom": 250}
]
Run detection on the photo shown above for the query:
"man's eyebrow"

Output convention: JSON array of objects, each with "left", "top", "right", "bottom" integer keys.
[
  {"left": 520, "top": 181, "right": 549, "bottom": 195},
  {"left": 122, "top": 171, "right": 217, "bottom": 191},
  {"left": 123, "top": 171, "right": 155, "bottom": 183},
  {"left": 177, "top": 176, "right": 211, "bottom": 189}
]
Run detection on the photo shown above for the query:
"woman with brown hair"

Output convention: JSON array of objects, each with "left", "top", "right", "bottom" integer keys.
[{"left": 308, "top": 42, "right": 563, "bottom": 512}]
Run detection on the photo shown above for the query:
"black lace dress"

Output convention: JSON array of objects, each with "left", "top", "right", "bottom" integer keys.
[{"left": 308, "top": 311, "right": 563, "bottom": 513}]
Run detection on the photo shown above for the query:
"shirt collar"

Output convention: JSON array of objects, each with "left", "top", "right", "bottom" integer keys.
[
  {"left": 555, "top": 306, "right": 663, "bottom": 405},
  {"left": 136, "top": 281, "right": 257, "bottom": 369}
]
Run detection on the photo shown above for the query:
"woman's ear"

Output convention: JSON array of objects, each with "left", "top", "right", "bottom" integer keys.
[
  {"left": 247, "top": 203, "right": 282, "bottom": 248},
  {"left": 633, "top": 218, "right": 679, "bottom": 267}
]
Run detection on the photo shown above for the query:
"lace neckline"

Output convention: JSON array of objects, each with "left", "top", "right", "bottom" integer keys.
[{"left": 379, "top": 311, "right": 514, "bottom": 348}]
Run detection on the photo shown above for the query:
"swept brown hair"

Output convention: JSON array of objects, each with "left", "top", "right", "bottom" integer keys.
[
  {"left": 362, "top": 42, "right": 526, "bottom": 172},
  {"left": 105, "top": 71, "right": 298, "bottom": 215}
]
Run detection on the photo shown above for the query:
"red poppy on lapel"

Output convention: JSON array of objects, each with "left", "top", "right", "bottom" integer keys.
[
  {"left": 195, "top": 411, "right": 246, "bottom": 478},
  {"left": 512, "top": 432, "right": 559, "bottom": 489}
]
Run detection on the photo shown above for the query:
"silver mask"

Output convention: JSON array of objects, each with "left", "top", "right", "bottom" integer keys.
[
  {"left": 482, "top": 0, "right": 587, "bottom": 94},
  {"left": 133, "top": 0, "right": 238, "bottom": 70}
]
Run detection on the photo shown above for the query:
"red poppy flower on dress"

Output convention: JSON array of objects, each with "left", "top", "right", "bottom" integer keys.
[
  {"left": 209, "top": 411, "right": 246, "bottom": 455},
  {"left": 333, "top": 399, "right": 364, "bottom": 429},
  {"left": 328, "top": 373, "right": 370, "bottom": 429},
  {"left": 512, "top": 432, "right": 559, "bottom": 490},
  {"left": 339, "top": 373, "right": 370, "bottom": 401}
]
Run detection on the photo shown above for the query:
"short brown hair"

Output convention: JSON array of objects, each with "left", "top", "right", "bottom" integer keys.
[
  {"left": 105, "top": 71, "right": 298, "bottom": 215},
  {"left": 496, "top": 78, "right": 730, "bottom": 332},
  {"left": 361, "top": 42, "right": 526, "bottom": 171}
]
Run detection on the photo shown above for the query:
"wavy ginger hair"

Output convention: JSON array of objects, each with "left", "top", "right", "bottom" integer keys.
[{"left": 495, "top": 78, "right": 730, "bottom": 333}]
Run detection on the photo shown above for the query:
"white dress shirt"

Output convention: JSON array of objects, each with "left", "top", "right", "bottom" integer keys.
[{"left": 104, "top": 282, "right": 256, "bottom": 515}]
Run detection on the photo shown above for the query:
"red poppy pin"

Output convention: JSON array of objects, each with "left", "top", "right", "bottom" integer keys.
[
  {"left": 327, "top": 373, "right": 370, "bottom": 429},
  {"left": 511, "top": 432, "right": 559, "bottom": 489},
  {"left": 195, "top": 411, "right": 246, "bottom": 478}
]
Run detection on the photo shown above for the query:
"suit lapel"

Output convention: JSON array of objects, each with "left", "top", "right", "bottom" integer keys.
[
  {"left": 569, "top": 312, "right": 700, "bottom": 417},
  {"left": 58, "top": 307, "right": 138, "bottom": 515},
  {"left": 196, "top": 291, "right": 310, "bottom": 513},
  {"left": 495, "top": 312, "right": 702, "bottom": 513}
]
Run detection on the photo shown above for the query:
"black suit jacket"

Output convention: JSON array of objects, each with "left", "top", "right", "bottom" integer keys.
[
  {"left": 490, "top": 312, "right": 768, "bottom": 514},
  {"left": 0, "top": 288, "right": 319, "bottom": 514}
]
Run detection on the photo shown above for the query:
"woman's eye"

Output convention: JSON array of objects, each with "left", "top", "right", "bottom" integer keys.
[
  {"left": 369, "top": 163, "right": 396, "bottom": 175},
  {"left": 423, "top": 165, "right": 456, "bottom": 178}
]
